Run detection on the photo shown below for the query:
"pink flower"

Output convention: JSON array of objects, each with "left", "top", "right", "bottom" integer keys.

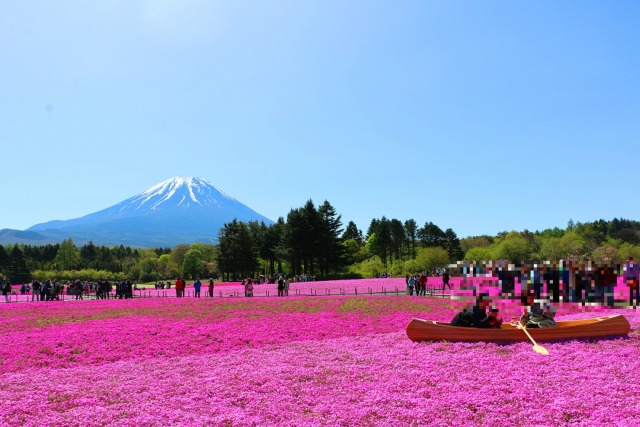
[{"left": 1, "top": 279, "right": 639, "bottom": 426}]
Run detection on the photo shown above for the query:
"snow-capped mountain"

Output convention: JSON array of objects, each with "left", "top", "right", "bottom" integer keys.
[
  {"left": 14, "top": 177, "right": 274, "bottom": 247},
  {"left": 120, "top": 176, "right": 236, "bottom": 212}
]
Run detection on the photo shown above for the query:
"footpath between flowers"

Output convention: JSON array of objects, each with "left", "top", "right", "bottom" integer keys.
[{"left": 1, "top": 281, "right": 639, "bottom": 426}]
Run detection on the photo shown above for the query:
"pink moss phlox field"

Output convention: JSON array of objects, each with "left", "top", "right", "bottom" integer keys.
[{"left": 1, "top": 288, "right": 640, "bottom": 426}]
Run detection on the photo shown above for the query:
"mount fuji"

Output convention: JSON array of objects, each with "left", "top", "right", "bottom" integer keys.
[{"left": 1, "top": 177, "right": 274, "bottom": 247}]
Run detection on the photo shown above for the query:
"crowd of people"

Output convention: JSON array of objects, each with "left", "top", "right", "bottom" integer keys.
[
  {"left": 0, "top": 278, "right": 144, "bottom": 302},
  {"left": 170, "top": 277, "right": 215, "bottom": 298},
  {"left": 253, "top": 274, "right": 314, "bottom": 285},
  {"left": 2, "top": 273, "right": 322, "bottom": 303},
  {"left": 449, "top": 257, "right": 640, "bottom": 329},
  {"left": 240, "top": 275, "right": 290, "bottom": 297},
  {"left": 464, "top": 258, "right": 640, "bottom": 307},
  {"left": 4, "top": 279, "right": 70, "bottom": 302},
  {"left": 405, "top": 270, "right": 450, "bottom": 296}
]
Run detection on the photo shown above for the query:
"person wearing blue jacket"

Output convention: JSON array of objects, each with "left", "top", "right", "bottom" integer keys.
[{"left": 193, "top": 278, "right": 202, "bottom": 298}]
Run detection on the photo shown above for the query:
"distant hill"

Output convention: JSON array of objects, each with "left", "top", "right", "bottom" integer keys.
[
  {"left": 0, "top": 229, "right": 59, "bottom": 245},
  {"left": 0, "top": 177, "right": 273, "bottom": 247}
]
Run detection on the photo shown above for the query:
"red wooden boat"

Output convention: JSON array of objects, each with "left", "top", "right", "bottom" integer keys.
[{"left": 406, "top": 314, "right": 630, "bottom": 342}]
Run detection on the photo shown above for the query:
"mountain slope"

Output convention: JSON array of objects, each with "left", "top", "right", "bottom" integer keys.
[
  {"left": 0, "top": 229, "right": 57, "bottom": 245},
  {"left": 18, "top": 177, "right": 273, "bottom": 247}
]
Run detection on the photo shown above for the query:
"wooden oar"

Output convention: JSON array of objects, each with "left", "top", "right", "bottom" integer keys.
[{"left": 517, "top": 322, "right": 550, "bottom": 355}]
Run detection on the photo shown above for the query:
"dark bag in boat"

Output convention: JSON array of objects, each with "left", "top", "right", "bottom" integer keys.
[
  {"left": 526, "top": 314, "right": 557, "bottom": 328},
  {"left": 450, "top": 312, "right": 471, "bottom": 327}
]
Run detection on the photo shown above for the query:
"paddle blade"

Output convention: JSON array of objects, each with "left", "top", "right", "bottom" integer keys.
[{"left": 533, "top": 344, "right": 550, "bottom": 355}]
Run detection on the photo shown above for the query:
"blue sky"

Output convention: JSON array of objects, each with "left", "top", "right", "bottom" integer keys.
[{"left": 1, "top": 1, "right": 639, "bottom": 238}]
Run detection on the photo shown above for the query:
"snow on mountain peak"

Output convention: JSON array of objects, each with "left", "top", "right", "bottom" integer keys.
[{"left": 125, "top": 176, "right": 236, "bottom": 211}]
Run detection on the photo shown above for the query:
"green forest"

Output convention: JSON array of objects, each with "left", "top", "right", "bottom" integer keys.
[{"left": 1, "top": 199, "right": 640, "bottom": 284}]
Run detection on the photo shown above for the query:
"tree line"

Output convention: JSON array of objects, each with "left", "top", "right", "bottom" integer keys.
[
  {"left": 0, "top": 239, "right": 174, "bottom": 284},
  {"left": 461, "top": 218, "right": 640, "bottom": 265},
  {"left": 217, "top": 201, "right": 465, "bottom": 280},
  {"left": 2, "top": 205, "right": 640, "bottom": 283}
]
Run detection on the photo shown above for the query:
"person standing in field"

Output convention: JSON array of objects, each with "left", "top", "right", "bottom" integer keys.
[
  {"left": 419, "top": 272, "right": 427, "bottom": 296},
  {"left": 116, "top": 280, "right": 125, "bottom": 299},
  {"left": 245, "top": 278, "right": 254, "bottom": 297},
  {"left": 175, "top": 277, "right": 185, "bottom": 298},
  {"left": 2, "top": 280, "right": 11, "bottom": 303},
  {"left": 193, "top": 278, "right": 202, "bottom": 298},
  {"left": 542, "top": 263, "right": 560, "bottom": 304},
  {"left": 32, "top": 279, "right": 41, "bottom": 302},
  {"left": 75, "top": 279, "right": 83, "bottom": 300},
  {"left": 125, "top": 279, "right": 133, "bottom": 299},
  {"left": 208, "top": 278, "right": 214, "bottom": 297},
  {"left": 594, "top": 263, "right": 616, "bottom": 307},
  {"left": 442, "top": 269, "right": 451, "bottom": 291},
  {"left": 407, "top": 275, "right": 416, "bottom": 296},
  {"left": 277, "top": 277, "right": 284, "bottom": 297},
  {"left": 624, "top": 257, "right": 640, "bottom": 307},
  {"left": 51, "top": 281, "right": 60, "bottom": 301},
  {"left": 284, "top": 276, "right": 290, "bottom": 296},
  {"left": 105, "top": 280, "right": 112, "bottom": 299},
  {"left": 95, "top": 279, "right": 103, "bottom": 299},
  {"left": 41, "top": 280, "right": 50, "bottom": 301}
]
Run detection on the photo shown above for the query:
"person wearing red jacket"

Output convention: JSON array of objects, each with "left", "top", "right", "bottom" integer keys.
[
  {"left": 418, "top": 273, "right": 427, "bottom": 296},
  {"left": 175, "top": 277, "right": 186, "bottom": 298}
]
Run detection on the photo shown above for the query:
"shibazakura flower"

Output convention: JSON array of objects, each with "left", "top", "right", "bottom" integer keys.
[{"left": 1, "top": 289, "right": 639, "bottom": 427}]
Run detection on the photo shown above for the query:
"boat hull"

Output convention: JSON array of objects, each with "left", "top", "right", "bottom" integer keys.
[{"left": 406, "top": 314, "right": 630, "bottom": 342}]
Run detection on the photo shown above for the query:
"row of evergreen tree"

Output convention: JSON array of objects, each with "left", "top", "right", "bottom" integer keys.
[
  {"left": 216, "top": 201, "right": 465, "bottom": 280},
  {"left": 217, "top": 200, "right": 345, "bottom": 280}
]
